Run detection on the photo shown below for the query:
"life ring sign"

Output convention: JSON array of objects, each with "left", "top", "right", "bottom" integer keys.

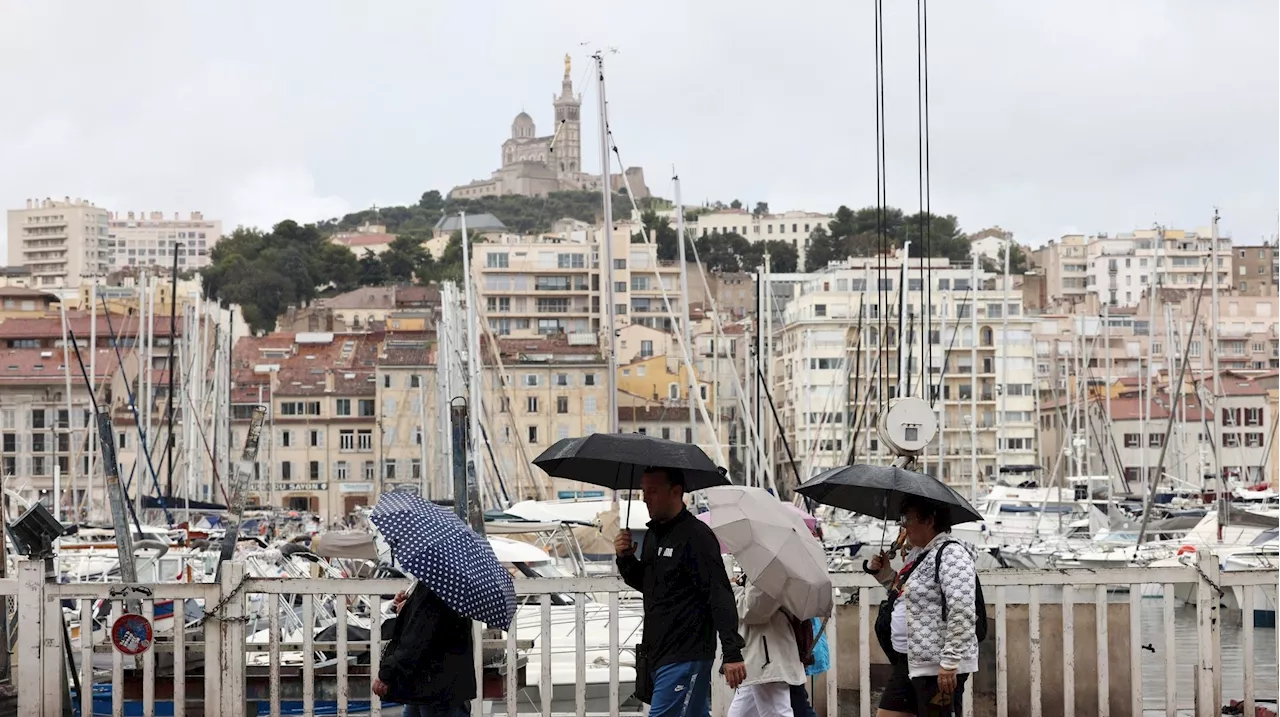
[{"left": 110, "top": 613, "right": 154, "bottom": 655}]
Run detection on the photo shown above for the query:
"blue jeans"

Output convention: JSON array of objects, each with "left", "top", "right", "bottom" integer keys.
[
  {"left": 649, "top": 660, "right": 712, "bottom": 717},
  {"left": 401, "top": 703, "right": 469, "bottom": 717},
  {"left": 790, "top": 683, "right": 819, "bottom": 717}
]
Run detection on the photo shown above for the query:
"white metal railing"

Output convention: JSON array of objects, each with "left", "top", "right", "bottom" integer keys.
[{"left": 15, "top": 558, "right": 1279, "bottom": 717}]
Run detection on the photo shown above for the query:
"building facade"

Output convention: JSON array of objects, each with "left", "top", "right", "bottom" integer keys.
[
  {"left": 693, "top": 209, "right": 833, "bottom": 268},
  {"left": 107, "top": 211, "right": 221, "bottom": 272},
  {"left": 771, "top": 254, "right": 1038, "bottom": 491},
  {"left": 1032, "top": 227, "right": 1234, "bottom": 309},
  {"left": 1233, "top": 243, "right": 1278, "bottom": 297},
  {"left": 6, "top": 197, "right": 111, "bottom": 290}
]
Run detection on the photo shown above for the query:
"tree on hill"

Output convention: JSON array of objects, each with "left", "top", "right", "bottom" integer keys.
[
  {"left": 981, "top": 241, "right": 1031, "bottom": 275},
  {"left": 201, "top": 221, "right": 352, "bottom": 335},
  {"left": 631, "top": 210, "right": 678, "bottom": 261}
]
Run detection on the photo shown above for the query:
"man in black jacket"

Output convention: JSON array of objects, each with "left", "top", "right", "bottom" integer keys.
[
  {"left": 615, "top": 466, "right": 746, "bottom": 717},
  {"left": 373, "top": 584, "right": 475, "bottom": 717}
]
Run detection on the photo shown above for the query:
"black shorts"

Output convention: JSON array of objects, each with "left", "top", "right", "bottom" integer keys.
[{"left": 878, "top": 663, "right": 969, "bottom": 716}]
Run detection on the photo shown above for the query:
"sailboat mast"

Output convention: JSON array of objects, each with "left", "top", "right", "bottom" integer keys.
[
  {"left": 674, "top": 176, "right": 697, "bottom": 446},
  {"left": 58, "top": 295, "right": 75, "bottom": 520},
  {"left": 999, "top": 237, "right": 1010, "bottom": 478},
  {"left": 459, "top": 213, "right": 486, "bottom": 510},
  {"left": 88, "top": 278, "right": 98, "bottom": 516},
  {"left": 593, "top": 52, "right": 620, "bottom": 435},
  {"left": 1210, "top": 210, "right": 1224, "bottom": 536},
  {"left": 969, "top": 259, "right": 978, "bottom": 499}
]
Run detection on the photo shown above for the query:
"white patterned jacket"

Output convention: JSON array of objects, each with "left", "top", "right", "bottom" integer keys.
[{"left": 899, "top": 533, "right": 980, "bottom": 678}]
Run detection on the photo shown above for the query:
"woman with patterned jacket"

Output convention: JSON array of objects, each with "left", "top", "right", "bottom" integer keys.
[{"left": 866, "top": 496, "right": 979, "bottom": 717}]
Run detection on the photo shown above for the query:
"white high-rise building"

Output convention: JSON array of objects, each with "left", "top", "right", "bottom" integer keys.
[
  {"left": 6, "top": 197, "right": 111, "bottom": 290},
  {"left": 108, "top": 210, "right": 222, "bottom": 272},
  {"left": 770, "top": 251, "right": 1038, "bottom": 491}
]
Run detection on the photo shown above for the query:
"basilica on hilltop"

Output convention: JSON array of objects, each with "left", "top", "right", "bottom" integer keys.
[{"left": 448, "top": 55, "right": 649, "bottom": 201}]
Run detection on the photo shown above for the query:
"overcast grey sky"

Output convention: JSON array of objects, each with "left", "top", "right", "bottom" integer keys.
[{"left": 1, "top": 1, "right": 1275, "bottom": 252}]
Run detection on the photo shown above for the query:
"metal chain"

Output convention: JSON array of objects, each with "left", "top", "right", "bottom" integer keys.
[
  {"left": 192, "top": 575, "right": 253, "bottom": 627},
  {"left": 1192, "top": 561, "right": 1226, "bottom": 599}
]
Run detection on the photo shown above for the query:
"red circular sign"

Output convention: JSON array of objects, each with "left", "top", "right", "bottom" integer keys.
[{"left": 110, "top": 613, "right": 153, "bottom": 655}]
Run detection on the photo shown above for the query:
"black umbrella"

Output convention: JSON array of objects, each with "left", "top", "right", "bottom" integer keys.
[
  {"left": 532, "top": 433, "right": 730, "bottom": 516},
  {"left": 796, "top": 464, "right": 982, "bottom": 525}
]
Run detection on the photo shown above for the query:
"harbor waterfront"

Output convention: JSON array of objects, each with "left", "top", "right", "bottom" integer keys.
[{"left": 9, "top": 557, "right": 1276, "bottom": 717}]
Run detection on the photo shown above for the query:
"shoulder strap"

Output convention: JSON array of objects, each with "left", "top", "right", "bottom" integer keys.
[{"left": 933, "top": 540, "right": 957, "bottom": 619}]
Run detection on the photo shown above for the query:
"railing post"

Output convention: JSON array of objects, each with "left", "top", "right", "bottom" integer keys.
[
  {"left": 1195, "top": 554, "right": 1222, "bottom": 717},
  {"left": 41, "top": 562, "right": 67, "bottom": 717},
  {"left": 218, "top": 561, "right": 247, "bottom": 717},
  {"left": 16, "top": 558, "right": 47, "bottom": 716}
]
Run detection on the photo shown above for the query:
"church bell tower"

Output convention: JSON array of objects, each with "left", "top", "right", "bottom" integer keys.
[{"left": 552, "top": 53, "right": 582, "bottom": 181}]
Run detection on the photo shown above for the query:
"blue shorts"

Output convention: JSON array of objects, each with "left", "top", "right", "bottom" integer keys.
[{"left": 648, "top": 660, "right": 713, "bottom": 717}]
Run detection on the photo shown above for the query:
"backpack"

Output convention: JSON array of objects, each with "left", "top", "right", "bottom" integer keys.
[
  {"left": 932, "top": 541, "right": 988, "bottom": 642},
  {"left": 788, "top": 613, "right": 816, "bottom": 666}
]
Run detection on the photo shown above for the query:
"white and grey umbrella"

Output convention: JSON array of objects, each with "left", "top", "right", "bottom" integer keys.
[{"left": 703, "top": 485, "right": 832, "bottom": 621}]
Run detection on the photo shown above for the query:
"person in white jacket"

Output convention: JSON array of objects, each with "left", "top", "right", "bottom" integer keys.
[{"left": 727, "top": 576, "right": 807, "bottom": 717}]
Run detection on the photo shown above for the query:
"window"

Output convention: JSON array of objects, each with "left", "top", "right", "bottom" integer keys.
[
  {"left": 662, "top": 427, "right": 671, "bottom": 440},
  {"left": 118, "top": 432, "right": 128, "bottom": 450},
  {"left": 528, "top": 426, "right": 539, "bottom": 444},
  {"left": 340, "top": 430, "right": 355, "bottom": 451},
  {"left": 1245, "top": 432, "right": 1264, "bottom": 447},
  {"left": 358, "top": 399, "right": 375, "bottom": 417},
  {"left": 815, "top": 304, "right": 826, "bottom": 317},
  {"left": 411, "top": 459, "right": 422, "bottom": 479},
  {"left": 1148, "top": 433, "right": 1165, "bottom": 448},
  {"left": 615, "top": 281, "right": 627, "bottom": 293},
  {"left": 383, "top": 374, "right": 392, "bottom": 388},
  {"left": 584, "top": 373, "right": 597, "bottom": 386},
  {"left": 640, "top": 340, "right": 654, "bottom": 358},
  {"left": 310, "top": 430, "right": 322, "bottom": 448},
  {"left": 384, "top": 461, "right": 397, "bottom": 480},
  {"left": 336, "top": 461, "right": 349, "bottom": 480},
  {"left": 557, "top": 253, "right": 585, "bottom": 268},
  {"left": 699, "top": 385, "right": 709, "bottom": 401},
  {"left": 556, "top": 396, "right": 569, "bottom": 414},
  {"left": 336, "top": 399, "right": 352, "bottom": 416},
  {"left": 363, "top": 461, "right": 376, "bottom": 480},
  {"left": 1123, "top": 433, "right": 1140, "bottom": 448},
  {"left": 668, "top": 383, "right": 680, "bottom": 400},
  {"left": 685, "top": 428, "right": 693, "bottom": 444},
  {"left": 524, "top": 374, "right": 541, "bottom": 387},
  {"left": 357, "top": 430, "right": 373, "bottom": 451},
  {"left": 309, "top": 461, "right": 321, "bottom": 480},
  {"left": 410, "top": 374, "right": 422, "bottom": 388},
  {"left": 554, "top": 373, "right": 570, "bottom": 387},
  {"left": 527, "top": 397, "right": 540, "bottom": 414},
  {"left": 614, "top": 259, "right": 626, "bottom": 270},
  {"left": 584, "top": 396, "right": 597, "bottom": 414},
  {"left": 487, "top": 252, "right": 509, "bottom": 268},
  {"left": 1244, "top": 407, "right": 1263, "bottom": 426},
  {"left": 280, "top": 461, "right": 293, "bottom": 480}
]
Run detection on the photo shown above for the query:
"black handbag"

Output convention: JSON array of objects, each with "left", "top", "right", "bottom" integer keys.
[{"left": 633, "top": 644, "right": 654, "bottom": 704}]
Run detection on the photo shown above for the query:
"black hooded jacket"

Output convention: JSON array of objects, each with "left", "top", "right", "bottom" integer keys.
[{"left": 379, "top": 585, "right": 476, "bottom": 707}]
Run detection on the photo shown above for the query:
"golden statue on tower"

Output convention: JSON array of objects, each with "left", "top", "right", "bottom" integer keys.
[{"left": 564, "top": 53, "right": 571, "bottom": 78}]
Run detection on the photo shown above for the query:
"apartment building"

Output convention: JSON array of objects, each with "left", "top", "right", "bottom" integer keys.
[
  {"left": 107, "top": 210, "right": 221, "bottom": 272},
  {"left": 374, "top": 339, "right": 440, "bottom": 498},
  {"left": 1033, "top": 227, "right": 1233, "bottom": 309},
  {"left": 484, "top": 336, "right": 611, "bottom": 501},
  {"left": 693, "top": 209, "right": 833, "bottom": 267},
  {"left": 771, "top": 253, "right": 1038, "bottom": 490},
  {"left": 0, "top": 347, "right": 119, "bottom": 516},
  {"left": 1234, "top": 243, "right": 1278, "bottom": 297},
  {"left": 6, "top": 197, "right": 111, "bottom": 291},
  {"left": 472, "top": 230, "right": 686, "bottom": 342}
]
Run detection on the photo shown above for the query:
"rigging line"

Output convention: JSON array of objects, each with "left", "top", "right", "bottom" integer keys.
[
  {"left": 1135, "top": 260, "right": 1213, "bottom": 547},
  {"left": 923, "top": 0, "right": 934, "bottom": 400},
  {"left": 929, "top": 287, "right": 970, "bottom": 406},
  {"left": 99, "top": 296, "right": 170, "bottom": 524},
  {"left": 916, "top": 0, "right": 927, "bottom": 400},
  {"left": 874, "top": 0, "right": 889, "bottom": 421},
  {"left": 66, "top": 327, "right": 145, "bottom": 535}
]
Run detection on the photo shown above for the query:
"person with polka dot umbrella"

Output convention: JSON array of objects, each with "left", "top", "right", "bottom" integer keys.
[{"left": 369, "top": 490, "right": 517, "bottom": 630}]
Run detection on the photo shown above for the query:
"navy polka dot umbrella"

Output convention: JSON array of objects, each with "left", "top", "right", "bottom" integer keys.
[{"left": 370, "top": 491, "right": 517, "bottom": 630}]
